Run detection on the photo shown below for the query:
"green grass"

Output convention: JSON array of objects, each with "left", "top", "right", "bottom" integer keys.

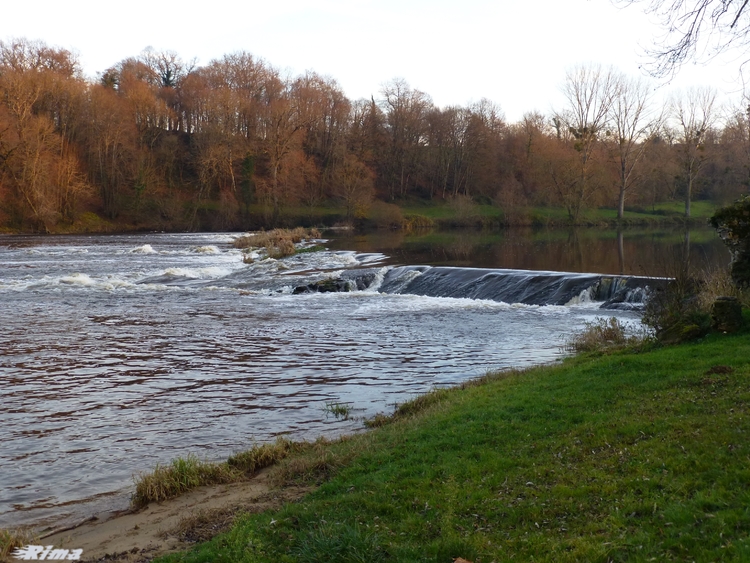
[
  {"left": 131, "top": 454, "right": 240, "bottom": 508},
  {"left": 650, "top": 200, "right": 717, "bottom": 219},
  {"left": 397, "top": 201, "right": 717, "bottom": 229},
  {"left": 323, "top": 402, "right": 353, "bottom": 420},
  {"left": 39, "top": 200, "right": 719, "bottom": 235},
  {"left": 524, "top": 203, "right": 717, "bottom": 226},
  {"left": 295, "top": 244, "right": 326, "bottom": 255},
  {"left": 400, "top": 203, "right": 502, "bottom": 220},
  {"left": 152, "top": 322, "right": 750, "bottom": 563},
  {"left": 131, "top": 439, "right": 300, "bottom": 508}
]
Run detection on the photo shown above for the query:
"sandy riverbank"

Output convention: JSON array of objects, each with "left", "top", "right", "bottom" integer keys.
[{"left": 39, "top": 471, "right": 313, "bottom": 563}]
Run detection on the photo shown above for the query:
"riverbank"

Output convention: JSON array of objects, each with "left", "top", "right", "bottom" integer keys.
[
  {"left": 26, "top": 472, "right": 313, "bottom": 563},
  {"left": 16, "top": 321, "right": 746, "bottom": 562},
  {"left": 0, "top": 200, "right": 718, "bottom": 235},
  {"left": 159, "top": 326, "right": 749, "bottom": 562}
]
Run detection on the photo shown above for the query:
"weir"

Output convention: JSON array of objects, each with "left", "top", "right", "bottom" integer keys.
[{"left": 344, "top": 266, "right": 664, "bottom": 309}]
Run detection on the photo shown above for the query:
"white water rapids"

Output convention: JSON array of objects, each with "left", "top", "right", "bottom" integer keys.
[{"left": 0, "top": 232, "right": 640, "bottom": 531}]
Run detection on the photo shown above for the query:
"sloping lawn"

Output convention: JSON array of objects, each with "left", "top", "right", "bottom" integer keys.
[{"left": 157, "top": 329, "right": 750, "bottom": 562}]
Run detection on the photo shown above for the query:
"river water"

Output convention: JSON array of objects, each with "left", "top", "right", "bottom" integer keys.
[{"left": 0, "top": 229, "right": 724, "bottom": 530}]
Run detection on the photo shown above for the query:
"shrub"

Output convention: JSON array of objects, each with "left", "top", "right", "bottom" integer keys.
[
  {"left": 266, "top": 238, "right": 296, "bottom": 259},
  {"left": 447, "top": 194, "right": 481, "bottom": 227},
  {"left": 403, "top": 214, "right": 435, "bottom": 230},
  {"left": 565, "top": 317, "right": 647, "bottom": 353},
  {"left": 234, "top": 228, "right": 321, "bottom": 259},
  {"left": 642, "top": 274, "right": 713, "bottom": 344},
  {"left": 696, "top": 266, "right": 750, "bottom": 310},
  {"left": 367, "top": 201, "right": 404, "bottom": 229}
]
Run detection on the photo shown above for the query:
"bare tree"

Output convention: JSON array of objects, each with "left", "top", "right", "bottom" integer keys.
[
  {"left": 719, "top": 99, "right": 750, "bottom": 196},
  {"left": 0, "top": 39, "right": 90, "bottom": 229},
  {"left": 556, "top": 64, "right": 618, "bottom": 221},
  {"left": 670, "top": 86, "right": 717, "bottom": 217},
  {"left": 334, "top": 154, "right": 374, "bottom": 219},
  {"left": 607, "top": 74, "right": 663, "bottom": 219},
  {"left": 380, "top": 78, "right": 432, "bottom": 199},
  {"left": 83, "top": 85, "right": 137, "bottom": 218},
  {"left": 614, "top": 0, "right": 750, "bottom": 76}
]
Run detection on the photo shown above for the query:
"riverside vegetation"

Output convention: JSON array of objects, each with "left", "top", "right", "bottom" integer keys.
[
  {"left": 0, "top": 37, "right": 745, "bottom": 234},
  {"left": 132, "top": 318, "right": 750, "bottom": 563},
  {"left": 232, "top": 227, "right": 322, "bottom": 260}
]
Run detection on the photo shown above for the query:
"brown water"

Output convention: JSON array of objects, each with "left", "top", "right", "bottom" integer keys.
[
  {"left": 326, "top": 227, "right": 728, "bottom": 276},
  {"left": 0, "top": 227, "right": 726, "bottom": 531}
]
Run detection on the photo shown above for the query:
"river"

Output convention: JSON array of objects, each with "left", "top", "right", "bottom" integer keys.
[{"left": 0, "top": 227, "right": 727, "bottom": 531}]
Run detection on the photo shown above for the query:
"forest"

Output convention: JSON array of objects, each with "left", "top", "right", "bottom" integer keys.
[{"left": 0, "top": 37, "right": 748, "bottom": 233}]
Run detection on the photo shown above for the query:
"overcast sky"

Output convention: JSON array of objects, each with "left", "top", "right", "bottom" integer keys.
[{"left": 2, "top": 0, "right": 747, "bottom": 121}]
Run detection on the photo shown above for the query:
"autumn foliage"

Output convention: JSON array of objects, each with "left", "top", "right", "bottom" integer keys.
[{"left": 0, "top": 39, "right": 748, "bottom": 232}]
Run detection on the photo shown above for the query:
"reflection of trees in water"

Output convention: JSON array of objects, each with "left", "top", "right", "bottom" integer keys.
[
  {"left": 446, "top": 235, "right": 475, "bottom": 263},
  {"left": 568, "top": 229, "right": 585, "bottom": 273},
  {"left": 513, "top": 228, "right": 728, "bottom": 276},
  {"left": 327, "top": 227, "right": 729, "bottom": 276},
  {"left": 613, "top": 228, "right": 727, "bottom": 277}
]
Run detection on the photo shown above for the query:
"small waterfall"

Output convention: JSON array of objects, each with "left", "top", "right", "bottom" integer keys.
[
  {"left": 359, "top": 266, "right": 664, "bottom": 308},
  {"left": 230, "top": 253, "right": 666, "bottom": 309},
  {"left": 593, "top": 277, "right": 630, "bottom": 300}
]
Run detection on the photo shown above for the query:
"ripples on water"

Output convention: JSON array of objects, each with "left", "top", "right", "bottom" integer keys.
[{"left": 0, "top": 233, "right": 639, "bottom": 530}]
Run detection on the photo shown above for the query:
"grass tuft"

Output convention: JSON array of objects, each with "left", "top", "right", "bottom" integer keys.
[
  {"left": 393, "top": 387, "right": 452, "bottom": 418},
  {"left": 697, "top": 266, "right": 750, "bottom": 310},
  {"left": 0, "top": 528, "right": 38, "bottom": 559},
  {"left": 292, "top": 523, "right": 388, "bottom": 563},
  {"left": 132, "top": 438, "right": 298, "bottom": 509},
  {"left": 271, "top": 437, "right": 358, "bottom": 486},
  {"left": 234, "top": 228, "right": 322, "bottom": 259},
  {"left": 226, "top": 438, "right": 298, "bottom": 474},
  {"left": 323, "top": 402, "right": 352, "bottom": 420},
  {"left": 132, "top": 454, "right": 240, "bottom": 508},
  {"left": 363, "top": 412, "right": 391, "bottom": 428},
  {"left": 132, "top": 438, "right": 321, "bottom": 509},
  {"left": 565, "top": 316, "right": 649, "bottom": 353}
]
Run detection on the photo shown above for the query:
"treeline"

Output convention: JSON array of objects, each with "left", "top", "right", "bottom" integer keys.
[{"left": 0, "top": 38, "right": 748, "bottom": 232}]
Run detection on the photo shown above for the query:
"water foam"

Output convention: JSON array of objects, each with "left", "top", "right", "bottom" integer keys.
[
  {"left": 59, "top": 273, "right": 96, "bottom": 286},
  {"left": 161, "top": 266, "right": 234, "bottom": 280},
  {"left": 193, "top": 245, "right": 221, "bottom": 254},
  {"left": 380, "top": 267, "right": 426, "bottom": 294},
  {"left": 131, "top": 244, "right": 157, "bottom": 254},
  {"left": 565, "top": 286, "right": 596, "bottom": 306},
  {"left": 361, "top": 267, "right": 390, "bottom": 293}
]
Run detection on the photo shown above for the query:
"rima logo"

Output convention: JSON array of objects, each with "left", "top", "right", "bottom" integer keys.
[{"left": 12, "top": 545, "right": 83, "bottom": 560}]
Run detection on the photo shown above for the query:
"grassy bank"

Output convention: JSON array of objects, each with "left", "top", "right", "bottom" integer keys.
[
  {"left": 1, "top": 200, "right": 717, "bottom": 235},
  {"left": 149, "top": 324, "right": 750, "bottom": 563},
  {"left": 399, "top": 201, "right": 716, "bottom": 229}
]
